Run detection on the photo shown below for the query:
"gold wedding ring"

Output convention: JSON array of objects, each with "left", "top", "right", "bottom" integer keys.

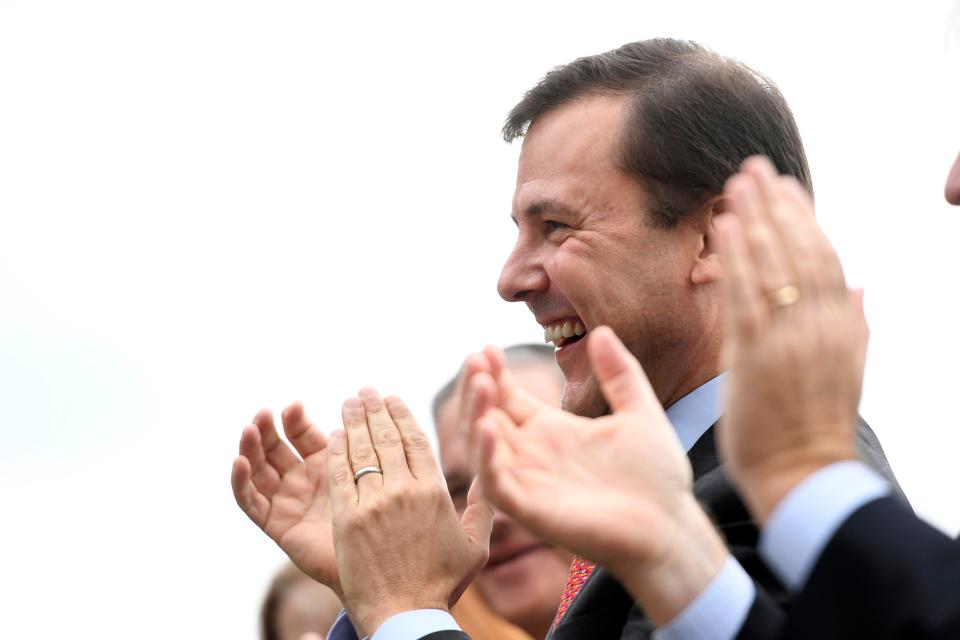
[{"left": 766, "top": 285, "right": 800, "bottom": 309}]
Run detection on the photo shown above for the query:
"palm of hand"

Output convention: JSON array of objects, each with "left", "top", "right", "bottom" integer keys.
[
  {"left": 505, "top": 404, "right": 691, "bottom": 567},
  {"left": 264, "top": 453, "right": 340, "bottom": 591}
]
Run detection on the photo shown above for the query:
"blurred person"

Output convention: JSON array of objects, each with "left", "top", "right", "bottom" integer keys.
[
  {"left": 261, "top": 562, "right": 343, "bottom": 640},
  {"left": 435, "top": 344, "right": 570, "bottom": 640},
  {"left": 231, "top": 38, "right": 903, "bottom": 640}
]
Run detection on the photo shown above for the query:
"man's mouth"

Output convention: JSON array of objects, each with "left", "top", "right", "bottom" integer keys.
[
  {"left": 542, "top": 318, "right": 587, "bottom": 349},
  {"left": 485, "top": 543, "right": 550, "bottom": 570}
]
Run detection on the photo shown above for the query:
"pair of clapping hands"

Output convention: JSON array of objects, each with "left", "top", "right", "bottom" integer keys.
[{"left": 231, "top": 157, "right": 867, "bottom": 634}]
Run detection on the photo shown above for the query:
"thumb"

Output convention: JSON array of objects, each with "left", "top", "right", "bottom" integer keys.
[
  {"left": 587, "top": 326, "right": 658, "bottom": 414},
  {"left": 460, "top": 475, "right": 494, "bottom": 560}
]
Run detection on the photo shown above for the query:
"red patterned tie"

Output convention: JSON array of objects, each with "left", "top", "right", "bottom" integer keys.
[{"left": 553, "top": 556, "right": 596, "bottom": 627}]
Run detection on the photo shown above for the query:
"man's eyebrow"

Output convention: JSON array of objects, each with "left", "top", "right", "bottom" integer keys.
[
  {"left": 510, "top": 199, "right": 578, "bottom": 226},
  {"left": 524, "top": 198, "right": 579, "bottom": 218}
]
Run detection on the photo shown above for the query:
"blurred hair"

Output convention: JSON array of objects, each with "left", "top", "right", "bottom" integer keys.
[
  {"left": 431, "top": 344, "right": 560, "bottom": 425},
  {"left": 503, "top": 38, "right": 812, "bottom": 227},
  {"left": 260, "top": 563, "right": 309, "bottom": 640}
]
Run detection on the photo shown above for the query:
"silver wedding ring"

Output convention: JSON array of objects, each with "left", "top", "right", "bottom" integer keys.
[{"left": 353, "top": 466, "right": 383, "bottom": 482}]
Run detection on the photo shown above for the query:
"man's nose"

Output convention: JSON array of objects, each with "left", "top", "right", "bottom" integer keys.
[{"left": 498, "top": 244, "right": 549, "bottom": 302}]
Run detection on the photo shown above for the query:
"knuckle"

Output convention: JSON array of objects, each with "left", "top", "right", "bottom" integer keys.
[
  {"left": 403, "top": 431, "right": 431, "bottom": 452},
  {"left": 388, "top": 401, "right": 411, "bottom": 419},
  {"left": 365, "top": 400, "right": 386, "bottom": 416},
  {"left": 349, "top": 446, "right": 377, "bottom": 465},
  {"left": 366, "top": 495, "right": 390, "bottom": 516},
  {"left": 332, "top": 467, "right": 353, "bottom": 485},
  {"left": 426, "top": 480, "right": 452, "bottom": 504},
  {"left": 374, "top": 428, "right": 402, "bottom": 448},
  {"left": 341, "top": 512, "right": 365, "bottom": 533}
]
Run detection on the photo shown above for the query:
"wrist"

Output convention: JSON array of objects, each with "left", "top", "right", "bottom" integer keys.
[
  {"left": 738, "top": 447, "right": 859, "bottom": 526},
  {"left": 353, "top": 599, "right": 451, "bottom": 638},
  {"left": 617, "top": 495, "right": 728, "bottom": 626}
]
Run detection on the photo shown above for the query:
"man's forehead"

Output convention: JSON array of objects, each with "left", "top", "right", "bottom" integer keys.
[{"left": 516, "top": 95, "right": 628, "bottom": 180}]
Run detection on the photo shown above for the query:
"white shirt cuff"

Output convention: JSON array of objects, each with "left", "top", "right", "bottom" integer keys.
[
  {"left": 760, "top": 460, "right": 890, "bottom": 591},
  {"left": 371, "top": 609, "right": 460, "bottom": 640},
  {"left": 652, "top": 555, "right": 755, "bottom": 640}
]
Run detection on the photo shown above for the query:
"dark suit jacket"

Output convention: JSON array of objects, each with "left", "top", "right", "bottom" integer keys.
[
  {"left": 763, "top": 495, "right": 959, "bottom": 639},
  {"left": 547, "top": 417, "right": 904, "bottom": 640}
]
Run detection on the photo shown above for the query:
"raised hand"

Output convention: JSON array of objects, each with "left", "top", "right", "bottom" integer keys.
[
  {"left": 467, "top": 327, "right": 728, "bottom": 626},
  {"left": 716, "top": 156, "right": 868, "bottom": 523},
  {"left": 327, "top": 389, "right": 494, "bottom": 637},
  {"left": 231, "top": 403, "right": 341, "bottom": 596}
]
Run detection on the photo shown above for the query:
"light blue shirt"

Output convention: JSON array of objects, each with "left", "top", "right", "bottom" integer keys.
[
  {"left": 652, "top": 556, "right": 755, "bottom": 640},
  {"left": 657, "top": 460, "right": 891, "bottom": 640},
  {"left": 759, "top": 460, "right": 890, "bottom": 591},
  {"left": 331, "top": 375, "right": 729, "bottom": 640}
]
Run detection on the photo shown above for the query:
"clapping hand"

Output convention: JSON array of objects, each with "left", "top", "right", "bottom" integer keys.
[
  {"left": 465, "top": 327, "right": 728, "bottom": 625},
  {"left": 231, "top": 403, "right": 342, "bottom": 597},
  {"left": 717, "top": 157, "right": 868, "bottom": 523}
]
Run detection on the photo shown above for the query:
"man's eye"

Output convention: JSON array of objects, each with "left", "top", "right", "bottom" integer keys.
[{"left": 545, "top": 220, "right": 569, "bottom": 233}]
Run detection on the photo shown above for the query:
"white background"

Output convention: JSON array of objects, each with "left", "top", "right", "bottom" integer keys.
[{"left": 2, "top": 1, "right": 958, "bottom": 637}]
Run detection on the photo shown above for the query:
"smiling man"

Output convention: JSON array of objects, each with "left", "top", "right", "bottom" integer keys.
[
  {"left": 233, "top": 38, "right": 904, "bottom": 640},
  {"left": 487, "top": 38, "right": 903, "bottom": 640}
]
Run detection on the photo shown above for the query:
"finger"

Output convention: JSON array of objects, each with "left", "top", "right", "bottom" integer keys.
[
  {"left": 341, "top": 398, "right": 383, "bottom": 492},
  {"left": 474, "top": 415, "right": 524, "bottom": 518},
  {"left": 743, "top": 158, "right": 822, "bottom": 291},
  {"left": 327, "top": 430, "right": 359, "bottom": 513},
  {"left": 481, "top": 345, "right": 541, "bottom": 425},
  {"left": 253, "top": 409, "right": 301, "bottom": 475},
  {"left": 777, "top": 178, "right": 847, "bottom": 295},
  {"left": 360, "top": 388, "right": 410, "bottom": 480},
  {"left": 457, "top": 352, "right": 492, "bottom": 438},
  {"left": 727, "top": 171, "right": 796, "bottom": 295},
  {"left": 239, "top": 424, "right": 282, "bottom": 498},
  {"left": 587, "top": 326, "right": 659, "bottom": 414},
  {"left": 460, "top": 475, "right": 494, "bottom": 564},
  {"left": 466, "top": 372, "right": 497, "bottom": 472},
  {"left": 231, "top": 455, "right": 270, "bottom": 527},
  {"left": 384, "top": 396, "right": 441, "bottom": 481},
  {"left": 716, "top": 214, "right": 768, "bottom": 340},
  {"left": 281, "top": 402, "right": 328, "bottom": 459}
]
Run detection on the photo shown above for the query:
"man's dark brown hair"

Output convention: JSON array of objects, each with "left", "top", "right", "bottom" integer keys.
[{"left": 503, "top": 38, "right": 812, "bottom": 227}]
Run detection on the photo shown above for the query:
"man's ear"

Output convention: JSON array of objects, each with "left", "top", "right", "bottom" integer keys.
[{"left": 690, "top": 195, "right": 730, "bottom": 286}]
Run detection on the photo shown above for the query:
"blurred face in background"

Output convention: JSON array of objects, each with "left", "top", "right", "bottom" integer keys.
[
  {"left": 438, "top": 363, "right": 573, "bottom": 639},
  {"left": 262, "top": 567, "right": 342, "bottom": 640}
]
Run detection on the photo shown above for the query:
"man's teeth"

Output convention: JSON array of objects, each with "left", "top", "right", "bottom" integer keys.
[{"left": 542, "top": 320, "right": 587, "bottom": 346}]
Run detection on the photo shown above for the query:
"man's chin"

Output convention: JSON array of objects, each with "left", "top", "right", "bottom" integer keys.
[{"left": 561, "top": 375, "right": 608, "bottom": 418}]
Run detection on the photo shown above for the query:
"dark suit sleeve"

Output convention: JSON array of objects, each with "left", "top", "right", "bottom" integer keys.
[
  {"left": 733, "top": 586, "right": 785, "bottom": 639},
  {"left": 419, "top": 633, "right": 470, "bottom": 640},
  {"left": 782, "top": 495, "right": 960, "bottom": 639}
]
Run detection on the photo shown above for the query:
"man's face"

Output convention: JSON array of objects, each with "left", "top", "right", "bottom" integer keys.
[
  {"left": 438, "top": 364, "right": 572, "bottom": 636},
  {"left": 498, "top": 95, "right": 719, "bottom": 417},
  {"left": 947, "top": 151, "right": 960, "bottom": 205}
]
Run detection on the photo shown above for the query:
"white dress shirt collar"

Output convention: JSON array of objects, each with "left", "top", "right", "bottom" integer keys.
[{"left": 665, "top": 373, "right": 726, "bottom": 453}]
